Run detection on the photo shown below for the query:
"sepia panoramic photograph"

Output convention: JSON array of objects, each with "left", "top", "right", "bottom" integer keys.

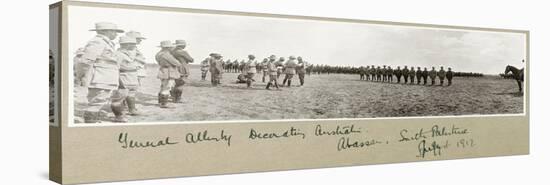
[{"left": 67, "top": 5, "right": 527, "bottom": 125}]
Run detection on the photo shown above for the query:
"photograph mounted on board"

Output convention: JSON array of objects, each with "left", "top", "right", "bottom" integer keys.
[{"left": 67, "top": 5, "right": 527, "bottom": 125}]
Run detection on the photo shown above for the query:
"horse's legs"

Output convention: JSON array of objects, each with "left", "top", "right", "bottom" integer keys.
[{"left": 517, "top": 80, "right": 523, "bottom": 93}]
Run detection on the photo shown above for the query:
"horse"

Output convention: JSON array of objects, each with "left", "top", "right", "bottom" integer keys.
[{"left": 504, "top": 65, "right": 524, "bottom": 93}]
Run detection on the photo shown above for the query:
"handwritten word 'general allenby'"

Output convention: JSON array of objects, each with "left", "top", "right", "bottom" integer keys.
[
  {"left": 249, "top": 127, "right": 306, "bottom": 140},
  {"left": 118, "top": 132, "right": 178, "bottom": 149}
]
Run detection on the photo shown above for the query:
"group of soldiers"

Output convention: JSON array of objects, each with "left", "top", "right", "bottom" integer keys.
[
  {"left": 74, "top": 22, "right": 193, "bottom": 123},
  {"left": 200, "top": 54, "right": 309, "bottom": 90},
  {"left": 358, "top": 65, "right": 454, "bottom": 86}
]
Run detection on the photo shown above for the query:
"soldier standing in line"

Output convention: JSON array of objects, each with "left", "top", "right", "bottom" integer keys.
[
  {"left": 209, "top": 53, "right": 225, "bottom": 86},
  {"left": 296, "top": 56, "right": 307, "bottom": 86},
  {"left": 200, "top": 57, "right": 209, "bottom": 81},
  {"left": 365, "top": 66, "right": 371, "bottom": 81},
  {"left": 171, "top": 40, "right": 194, "bottom": 103},
  {"left": 402, "top": 66, "right": 409, "bottom": 84},
  {"left": 382, "top": 65, "right": 387, "bottom": 82},
  {"left": 395, "top": 66, "right": 402, "bottom": 83},
  {"left": 446, "top": 67, "right": 454, "bottom": 86},
  {"left": 115, "top": 36, "right": 141, "bottom": 117},
  {"left": 437, "top": 66, "right": 446, "bottom": 86},
  {"left": 155, "top": 41, "right": 181, "bottom": 108},
  {"left": 276, "top": 57, "right": 285, "bottom": 80},
  {"left": 428, "top": 67, "right": 437, "bottom": 85},
  {"left": 387, "top": 66, "right": 394, "bottom": 83},
  {"left": 232, "top": 60, "right": 239, "bottom": 73},
  {"left": 359, "top": 66, "right": 365, "bottom": 80},
  {"left": 416, "top": 67, "right": 423, "bottom": 85},
  {"left": 239, "top": 60, "right": 246, "bottom": 73},
  {"left": 244, "top": 54, "right": 257, "bottom": 88},
  {"left": 81, "top": 22, "right": 126, "bottom": 123},
  {"left": 266, "top": 55, "right": 280, "bottom": 90},
  {"left": 422, "top": 67, "right": 429, "bottom": 85},
  {"left": 409, "top": 66, "right": 416, "bottom": 84},
  {"left": 370, "top": 65, "right": 376, "bottom": 81},
  {"left": 282, "top": 56, "right": 297, "bottom": 87},
  {"left": 125, "top": 31, "right": 147, "bottom": 87},
  {"left": 261, "top": 58, "right": 269, "bottom": 82},
  {"left": 376, "top": 66, "right": 382, "bottom": 81}
]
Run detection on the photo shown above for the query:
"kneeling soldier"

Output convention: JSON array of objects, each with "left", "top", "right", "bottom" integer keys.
[
  {"left": 437, "top": 66, "right": 446, "bottom": 86},
  {"left": 155, "top": 41, "right": 181, "bottom": 108}
]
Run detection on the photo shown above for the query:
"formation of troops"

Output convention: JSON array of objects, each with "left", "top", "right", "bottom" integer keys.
[
  {"left": 73, "top": 22, "right": 466, "bottom": 123},
  {"left": 356, "top": 65, "right": 454, "bottom": 86}
]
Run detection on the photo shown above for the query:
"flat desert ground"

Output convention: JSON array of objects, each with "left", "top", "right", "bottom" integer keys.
[{"left": 74, "top": 65, "right": 524, "bottom": 123}]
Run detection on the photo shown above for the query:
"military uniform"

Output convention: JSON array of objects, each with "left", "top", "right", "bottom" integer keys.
[
  {"left": 200, "top": 58, "right": 209, "bottom": 81},
  {"left": 382, "top": 66, "right": 387, "bottom": 82},
  {"left": 416, "top": 67, "right": 423, "bottom": 84},
  {"left": 370, "top": 65, "right": 376, "bottom": 81},
  {"left": 155, "top": 41, "right": 181, "bottom": 108},
  {"left": 409, "top": 68, "right": 416, "bottom": 84},
  {"left": 428, "top": 68, "right": 437, "bottom": 85},
  {"left": 376, "top": 67, "right": 382, "bottom": 81},
  {"left": 446, "top": 68, "right": 454, "bottom": 86},
  {"left": 394, "top": 67, "right": 402, "bottom": 83},
  {"left": 387, "top": 67, "right": 394, "bottom": 83},
  {"left": 437, "top": 67, "right": 446, "bottom": 86},
  {"left": 365, "top": 66, "right": 371, "bottom": 81},
  {"left": 245, "top": 55, "right": 257, "bottom": 88},
  {"left": 359, "top": 66, "right": 365, "bottom": 80},
  {"left": 125, "top": 31, "right": 147, "bottom": 86},
  {"left": 115, "top": 36, "right": 141, "bottom": 116},
  {"left": 171, "top": 40, "right": 194, "bottom": 103},
  {"left": 402, "top": 67, "right": 409, "bottom": 83},
  {"left": 209, "top": 54, "right": 224, "bottom": 86},
  {"left": 282, "top": 56, "right": 297, "bottom": 87},
  {"left": 266, "top": 55, "right": 280, "bottom": 90},
  {"left": 296, "top": 57, "right": 306, "bottom": 86},
  {"left": 81, "top": 22, "right": 126, "bottom": 123},
  {"left": 261, "top": 59, "right": 269, "bottom": 82},
  {"left": 422, "top": 68, "right": 429, "bottom": 85}
]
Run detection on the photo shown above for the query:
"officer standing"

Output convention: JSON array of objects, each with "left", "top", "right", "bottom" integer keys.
[
  {"left": 370, "top": 65, "right": 376, "bottom": 81},
  {"left": 171, "top": 40, "right": 194, "bottom": 103},
  {"left": 200, "top": 58, "right": 210, "bottom": 81},
  {"left": 387, "top": 66, "right": 394, "bottom": 83},
  {"left": 115, "top": 36, "right": 141, "bottom": 117},
  {"left": 244, "top": 54, "right": 257, "bottom": 88},
  {"left": 209, "top": 53, "right": 224, "bottom": 86},
  {"left": 429, "top": 67, "right": 437, "bottom": 85},
  {"left": 446, "top": 67, "right": 454, "bottom": 86},
  {"left": 296, "top": 56, "right": 307, "bottom": 86},
  {"left": 125, "top": 31, "right": 147, "bottom": 86},
  {"left": 81, "top": 22, "right": 126, "bottom": 123},
  {"left": 155, "top": 41, "right": 181, "bottom": 108},
  {"left": 261, "top": 58, "right": 269, "bottom": 82},
  {"left": 276, "top": 57, "right": 285, "bottom": 80},
  {"left": 382, "top": 65, "right": 387, "bottom": 82},
  {"left": 376, "top": 66, "right": 382, "bottom": 81},
  {"left": 437, "top": 66, "right": 446, "bottom": 86},
  {"left": 266, "top": 55, "right": 280, "bottom": 90},
  {"left": 365, "top": 66, "right": 371, "bottom": 81},
  {"left": 282, "top": 56, "right": 297, "bottom": 87}
]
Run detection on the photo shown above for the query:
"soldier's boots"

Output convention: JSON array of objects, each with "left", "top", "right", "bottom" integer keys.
[
  {"left": 111, "top": 101, "right": 128, "bottom": 123},
  {"left": 266, "top": 82, "right": 271, "bottom": 90},
  {"left": 159, "top": 93, "right": 172, "bottom": 108},
  {"left": 126, "top": 97, "right": 141, "bottom": 116}
]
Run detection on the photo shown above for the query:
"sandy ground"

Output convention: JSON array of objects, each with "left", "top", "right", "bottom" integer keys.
[{"left": 74, "top": 66, "right": 524, "bottom": 123}]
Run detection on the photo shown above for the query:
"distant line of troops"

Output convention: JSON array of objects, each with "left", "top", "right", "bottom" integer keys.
[{"left": 357, "top": 65, "right": 454, "bottom": 86}]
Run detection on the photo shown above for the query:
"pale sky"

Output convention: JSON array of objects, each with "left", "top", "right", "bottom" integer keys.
[{"left": 68, "top": 5, "right": 526, "bottom": 74}]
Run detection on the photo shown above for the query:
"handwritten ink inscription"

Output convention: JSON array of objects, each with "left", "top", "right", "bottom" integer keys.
[{"left": 115, "top": 123, "right": 477, "bottom": 159}]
